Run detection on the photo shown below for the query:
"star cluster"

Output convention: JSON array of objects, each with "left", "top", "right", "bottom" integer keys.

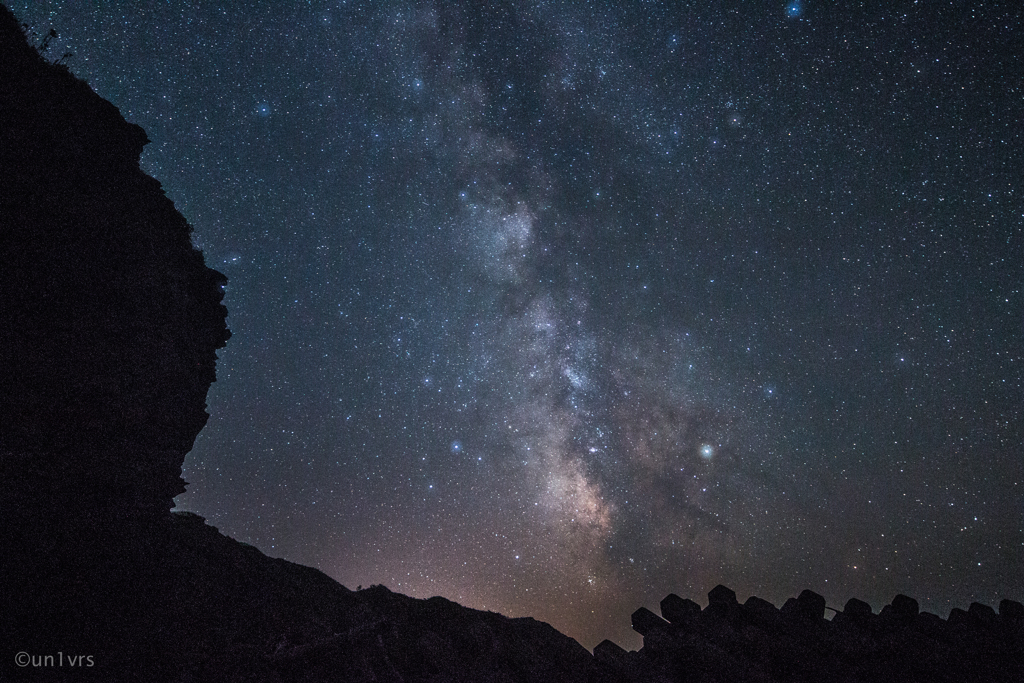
[{"left": 13, "top": 1, "right": 1021, "bottom": 649}]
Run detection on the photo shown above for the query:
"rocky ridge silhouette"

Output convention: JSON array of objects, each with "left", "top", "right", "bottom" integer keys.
[
  {"left": 1, "top": 5, "right": 1020, "bottom": 681},
  {"left": 600, "top": 585, "right": 1024, "bottom": 682}
]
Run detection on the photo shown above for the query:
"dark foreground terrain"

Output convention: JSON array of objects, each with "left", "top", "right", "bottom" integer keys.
[{"left": 1, "top": 5, "right": 1020, "bottom": 681}]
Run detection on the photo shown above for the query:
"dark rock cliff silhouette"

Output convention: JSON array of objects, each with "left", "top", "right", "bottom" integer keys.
[
  {"left": 0, "top": 8, "right": 229, "bottom": 520},
  {"left": 2, "top": 5, "right": 1020, "bottom": 682}
]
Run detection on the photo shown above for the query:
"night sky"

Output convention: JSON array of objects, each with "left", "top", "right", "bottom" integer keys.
[{"left": 13, "top": 1, "right": 1021, "bottom": 650}]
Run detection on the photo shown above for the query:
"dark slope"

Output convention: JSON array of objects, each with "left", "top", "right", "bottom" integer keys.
[{"left": 5, "top": 508, "right": 603, "bottom": 682}]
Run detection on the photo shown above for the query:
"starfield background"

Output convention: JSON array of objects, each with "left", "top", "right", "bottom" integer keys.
[{"left": 10, "top": 0, "right": 1021, "bottom": 652}]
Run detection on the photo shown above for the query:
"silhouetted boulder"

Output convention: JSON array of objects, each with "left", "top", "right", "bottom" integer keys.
[
  {"left": 843, "top": 597, "right": 874, "bottom": 620},
  {"left": 660, "top": 593, "right": 700, "bottom": 625},
  {"left": 632, "top": 607, "right": 670, "bottom": 637},
  {"left": 968, "top": 601, "right": 998, "bottom": 628},
  {"left": 832, "top": 597, "right": 874, "bottom": 631},
  {"left": 948, "top": 607, "right": 971, "bottom": 626},
  {"left": 891, "top": 594, "right": 920, "bottom": 618},
  {"left": 999, "top": 598, "right": 1024, "bottom": 621},
  {"left": 875, "top": 594, "right": 920, "bottom": 632},
  {"left": 742, "top": 596, "right": 781, "bottom": 629},
  {"left": 702, "top": 584, "right": 742, "bottom": 625},
  {"left": 594, "top": 639, "right": 630, "bottom": 664},
  {"left": 708, "top": 584, "right": 738, "bottom": 608},
  {"left": 780, "top": 589, "right": 826, "bottom": 623}
]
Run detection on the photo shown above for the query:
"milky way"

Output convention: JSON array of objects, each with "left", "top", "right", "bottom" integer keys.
[{"left": 13, "top": 1, "right": 1021, "bottom": 649}]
